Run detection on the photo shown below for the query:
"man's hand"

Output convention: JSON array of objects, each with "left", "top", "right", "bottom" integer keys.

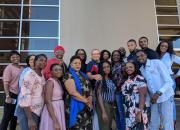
[{"left": 151, "top": 93, "right": 160, "bottom": 104}]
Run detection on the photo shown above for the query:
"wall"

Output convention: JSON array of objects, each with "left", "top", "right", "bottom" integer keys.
[{"left": 61, "top": 0, "right": 158, "bottom": 63}]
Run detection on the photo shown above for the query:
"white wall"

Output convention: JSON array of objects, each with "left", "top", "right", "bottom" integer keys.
[{"left": 61, "top": 0, "right": 158, "bottom": 63}]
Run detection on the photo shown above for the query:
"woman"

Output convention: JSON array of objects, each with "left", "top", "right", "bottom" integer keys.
[
  {"left": 111, "top": 50, "right": 125, "bottom": 130},
  {"left": 14, "top": 54, "right": 35, "bottom": 117},
  {"left": 156, "top": 40, "right": 180, "bottom": 126},
  {"left": 63, "top": 55, "right": 93, "bottom": 130},
  {"left": 96, "top": 60, "right": 116, "bottom": 130},
  {"left": 122, "top": 61, "right": 150, "bottom": 130},
  {"left": 40, "top": 64, "right": 66, "bottom": 130},
  {"left": 75, "top": 49, "right": 87, "bottom": 73},
  {"left": 100, "top": 49, "right": 111, "bottom": 61},
  {"left": 16, "top": 54, "right": 47, "bottom": 130},
  {"left": 0, "top": 50, "right": 23, "bottom": 130}
]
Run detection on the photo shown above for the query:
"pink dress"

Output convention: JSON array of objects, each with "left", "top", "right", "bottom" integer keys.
[{"left": 39, "top": 78, "right": 66, "bottom": 130}]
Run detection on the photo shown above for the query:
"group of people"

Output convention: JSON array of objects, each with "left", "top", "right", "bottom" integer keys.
[{"left": 0, "top": 36, "right": 180, "bottom": 130}]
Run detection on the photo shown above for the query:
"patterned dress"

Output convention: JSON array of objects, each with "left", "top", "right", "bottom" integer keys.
[
  {"left": 121, "top": 75, "right": 150, "bottom": 130},
  {"left": 63, "top": 73, "right": 92, "bottom": 130}
]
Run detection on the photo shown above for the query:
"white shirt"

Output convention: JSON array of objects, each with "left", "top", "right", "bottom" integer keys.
[
  {"left": 161, "top": 52, "right": 180, "bottom": 76},
  {"left": 140, "top": 59, "right": 174, "bottom": 103}
]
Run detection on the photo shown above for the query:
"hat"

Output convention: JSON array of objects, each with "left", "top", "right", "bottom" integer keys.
[{"left": 54, "top": 45, "right": 65, "bottom": 54}]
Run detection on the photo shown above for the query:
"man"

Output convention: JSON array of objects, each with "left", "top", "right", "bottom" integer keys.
[
  {"left": 138, "top": 36, "right": 159, "bottom": 59},
  {"left": 119, "top": 47, "right": 127, "bottom": 62},
  {"left": 127, "top": 39, "right": 139, "bottom": 62},
  {"left": 43, "top": 45, "right": 67, "bottom": 80},
  {"left": 136, "top": 50, "right": 174, "bottom": 130}
]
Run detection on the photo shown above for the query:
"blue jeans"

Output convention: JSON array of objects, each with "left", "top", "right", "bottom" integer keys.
[
  {"left": 171, "top": 76, "right": 176, "bottom": 121},
  {"left": 150, "top": 97, "right": 174, "bottom": 130},
  {"left": 16, "top": 106, "right": 40, "bottom": 130},
  {"left": 115, "top": 92, "right": 125, "bottom": 130}
]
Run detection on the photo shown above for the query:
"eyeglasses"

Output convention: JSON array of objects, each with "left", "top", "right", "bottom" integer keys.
[{"left": 53, "top": 68, "right": 63, "bottom": 72}]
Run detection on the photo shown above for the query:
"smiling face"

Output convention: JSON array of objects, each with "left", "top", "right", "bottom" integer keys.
[
  {"left": 55, "top": 50, "right": 64, "bottom": 60},
  {"left": 102, "top": 62, "right": 111, "bottom": 75},
  {"left": 139, "top": 37, "right": 148, "bottom": 49},
  {"left": 51, "top": 65, "right": 63, "bottom": 78},
  {"left": 77, "top": 50, "right": 86, "bottom": 60},
  {"left": 112, "top": 51, "right": 120, "bottom": 62},
  {"left": 136, "top": 51, "right": 147, "bottom": 64},
  {"left": 10, "top": 54, "right": 20, "bottom": 64},
  {"left": 125, "top": 62, "right": 135, "bottom": 75},
  {"left": 160, "top": 42, "right": 168, "bottom": 54},
  {"left": 70, "top": 58, "right": 81, "bottom": 72},
  {"left": 91, "top": 49, "right": 100, "bottom": 62}
]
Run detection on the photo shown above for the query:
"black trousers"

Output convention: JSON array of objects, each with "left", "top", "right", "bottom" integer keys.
[{"left": 0, "top": 92, "right": 17, "bottom": 130}]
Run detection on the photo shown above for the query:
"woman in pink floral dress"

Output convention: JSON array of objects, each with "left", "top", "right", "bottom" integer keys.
[{"left": 121, "top": 61, "right": 150, "bottom": 130}]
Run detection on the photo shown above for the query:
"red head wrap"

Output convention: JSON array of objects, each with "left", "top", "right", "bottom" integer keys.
[{"left": 54, "top": 45, "right": 65, "bottom": 54}]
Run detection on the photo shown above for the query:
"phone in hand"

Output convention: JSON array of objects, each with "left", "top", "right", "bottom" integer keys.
[{"left": 11, "top": 98, "right": 17, "bottom": 104}]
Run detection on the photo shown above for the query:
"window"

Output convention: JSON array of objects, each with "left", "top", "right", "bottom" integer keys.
[
  {"left": 155, "top": 0, "right": 180, "bottom": 49},
  {"left": 0, "top": 0, "right": 61, "bottom": 105}
]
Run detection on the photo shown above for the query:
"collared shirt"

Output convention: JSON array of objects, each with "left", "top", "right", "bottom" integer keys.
[
  {"left": 143, "top": 48, "right": 159, "bottom": 59},
  {"left": 140, "top": 59, "right": 174, "bottom": 103},
  {"left": 127, "top": 49, "right": 138, "bottom": 62},
  {"left": 161, "top": 52, "right": 180, "bottom": 76}
]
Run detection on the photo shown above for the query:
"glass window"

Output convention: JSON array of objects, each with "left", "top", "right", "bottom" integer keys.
[
  {"left": 24, "top": 0, "right": 59, "bottom": 5},
  {"left": 0, "top": 0, "right": 22, "bottom": 4},
  {"left": 158, "top": 26, "right": 180, "bottom": 35},
  {"left": 159, "top": 36, "right": 180, "bottom": 42},
  {"left": 155, "top": 0, "right": 177, "bottom": 6},
  {"left": 0, "top": 39, "right": 19, "bottom": 50},
  {"left": 156, "top": 7, "right": 178, "bottom": 15},
  {"left": 0, "top": 6, "right": 21, "bottom": 19},
  {"left": 22, "top": 21, "right": 58, "bottom": 37},
  {"left": 0, "top": 65, "right": 7, "bottom": 77},
  {"left": 20, "top": 52, "right": 54, "bottom": 62},
  {"left": 0, "top": 21, "right": 20, "bottom": 36},
  {"left": 173, "top": 38, "right": 180, "bottom": 48},
  {"left": 0, "top": 79, "right": 3, "bottom": 91},
  {"left": 157, "top": 16, "right": 179, "bottom": 24},
  {"left": 23, "top": 6, "right": 59, "bottom": 20},
  {"left": 21, "top": 38, "right": 58, "bottom": 50},
  {"left": 0, "top": 52, "right": 16, "bottom": 63}
]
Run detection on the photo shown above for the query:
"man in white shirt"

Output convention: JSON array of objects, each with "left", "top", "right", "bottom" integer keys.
[{"left": 136, "top": 50, "right": 174, "bottom": 130}]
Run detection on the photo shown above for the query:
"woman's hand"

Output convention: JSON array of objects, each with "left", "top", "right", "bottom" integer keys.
[
  {"left": 135, "top": 111, "right": 142, "bottom": 122},
  {"left": 94, "top": 74, "right": 102, "bottom": 81},
  {"left": 28, "top": 119, "right": 37, "bottom": 130},
  {"left": 53, "top": 120, "right": 61, "bottom": 130},
  {"left": 86, "top": 96, "right": 93, "bottom": 109},
  {"left": 102, "top": 111, "right": 108, "bottom": 122},
  {"left": 5, "top": 96, "right": 12, "bottom": 104}
]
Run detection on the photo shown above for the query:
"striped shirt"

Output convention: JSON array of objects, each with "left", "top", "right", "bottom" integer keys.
[{"left": 97, "top": 80, "right": 116, "bottom": 103}]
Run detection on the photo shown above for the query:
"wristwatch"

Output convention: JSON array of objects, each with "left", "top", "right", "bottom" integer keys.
[{"left": 155, "top": 91, "right": 162, "bottom": 96}]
